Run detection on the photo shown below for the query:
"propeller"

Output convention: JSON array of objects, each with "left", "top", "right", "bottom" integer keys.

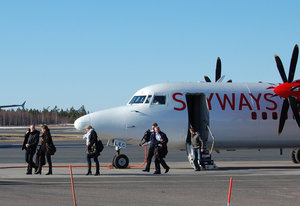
[
  {"left": 291, "top": 85, "right": 300, "bottom": 91},
  {"left": 215, "top": 57, "right": 221, "bottom": 82},
  {"left": 204, "top": 57, "right": 232, "bottom": 83},
  {"left": 273, "top": 44, "right": 300, "bottom": 135}
]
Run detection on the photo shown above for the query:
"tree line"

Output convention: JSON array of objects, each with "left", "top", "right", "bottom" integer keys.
[{"left": 0, "top": 106, "right": 87, "bottom": 126}]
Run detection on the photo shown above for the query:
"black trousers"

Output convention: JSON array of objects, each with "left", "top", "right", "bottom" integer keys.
[
  {"left": 37, "top": 153, "right": 52, "bottom": 172},
  {"left": 87, "top": 155, "right": 99, "bottom": 173},
  {"left": 144, "top": 146, "right": 155, "bottom": 171},
  {"left": 46, "top": 154, "right": 52, "bottom": 171},
  {"left": 154, "top": 148, "right": 169, "bottom": 173},
  {"left": 25, "top": 149, "right": 36, "bottom": 173}
]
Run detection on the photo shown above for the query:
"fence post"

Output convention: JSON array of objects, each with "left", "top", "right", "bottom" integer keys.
[
  {"left": 227, "top": 177, "right": 233, "bottom": 206},
  {"left": 69, "top": 165, "right": 77, "bottom": 206}
]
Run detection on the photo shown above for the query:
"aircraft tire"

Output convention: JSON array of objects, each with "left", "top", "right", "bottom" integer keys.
[
  {"left": 112, "top": 155, "right": 117, "bottom": 168},
  {"left": 113, "top": 154, "right": 129, "bottom": 169},
  {"left": 294, "top": 149, "right": 300, "bottom": 163},
  {"left": 290, "top": 149, "right": 298, "bottom": 163}
]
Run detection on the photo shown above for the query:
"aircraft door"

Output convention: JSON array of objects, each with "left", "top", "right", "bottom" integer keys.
[
  {"left": 186, "top": 93, "right": 209, "bottom": 143},
  {"left": 185, "top": 93, "right": 210, "bottom": 168}
]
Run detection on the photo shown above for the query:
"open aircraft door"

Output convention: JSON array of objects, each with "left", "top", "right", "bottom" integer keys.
[{"left": 185, "top": 93, "right": 217, "bottom": 170}]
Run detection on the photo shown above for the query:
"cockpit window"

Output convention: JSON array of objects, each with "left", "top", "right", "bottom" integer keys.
[
  {"left": 145, "top": 95, "right": 152, "bottom": 104},
  {"left": 129, "top": 96, "right": 146, "bottom": 104},
  {"left": 152, "top": 96, "right": 166, "bottom": 105}
]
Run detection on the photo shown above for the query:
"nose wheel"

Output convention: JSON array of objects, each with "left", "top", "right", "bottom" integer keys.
[
  {"left": 109, "top": 139, "right": 130, "bottom": 169},
  {"left": 112, "top": 153, "right": 129, "bottom": 169}
]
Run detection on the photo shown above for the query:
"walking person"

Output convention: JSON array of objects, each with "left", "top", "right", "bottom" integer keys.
[
  {"left": 83, "top": 125, "right": 100, "bottom": 176},
  {"left": 141, "top": 123, "right": 158, "bottom": 172},
  {"left": 153, "top": 126, "right": 170, "bottom": 174},
  {"left": 22, "top": 124, "right": 40, "bottom": 175},
  {"left": 190, "top": 127, "right": 204, "bottom": 171},
  {"left": 35, "top": 125, "right": 55, "bottom": 175}
]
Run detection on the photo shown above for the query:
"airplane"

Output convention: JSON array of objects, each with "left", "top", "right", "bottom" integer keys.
[
  {"left": 0, "top": 101, "right": 26, "bottom": 110},
  {"left": 74, "top": 45, "right": 300, "bottom": 169}
]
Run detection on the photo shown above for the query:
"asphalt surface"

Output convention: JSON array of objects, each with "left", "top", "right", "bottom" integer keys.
[{"left": 1, "top": 137, "right": 300, "bottom": 206}]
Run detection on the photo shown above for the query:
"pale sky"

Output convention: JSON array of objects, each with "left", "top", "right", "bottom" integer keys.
[{"left": 1, "top": 1, "right": 300, "bottom": 112}]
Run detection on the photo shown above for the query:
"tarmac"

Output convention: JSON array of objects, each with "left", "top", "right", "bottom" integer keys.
[{"left": 1, "top": 138, "right": 300, "bottom": 206}]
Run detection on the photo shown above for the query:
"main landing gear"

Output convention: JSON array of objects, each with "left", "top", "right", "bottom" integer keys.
[
  {"left": 290, "top": 149, "right": 300, "bottom": 164},
  {"left": 110, "top": 139, "right": 129, "bottom": 169}
]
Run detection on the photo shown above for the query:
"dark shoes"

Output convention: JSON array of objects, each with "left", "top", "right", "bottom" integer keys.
[
  {"left": 153, "top": 171, "right": 161, "bottom": 174},
  {"left": 34, "top": 170, "right": 41, "bottom": 175},
  {"left": 86, "top": 170, "right": 100, "bottom": 176},
  {"left": 26, "top": 172, "right": 32, "bottom": 175},
  {"left": 46, "top": 171, "right": 52, "bottom": 175},
  {"left": 142, "top": 169, "right": 149, "bottom": 172},
  {"left": 165, "top": 167, "right": 170, "bottom": 174}
]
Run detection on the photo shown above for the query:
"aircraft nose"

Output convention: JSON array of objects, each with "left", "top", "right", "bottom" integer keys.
[{"left": 74, "top": 114, "right": 91, "bottom": 130}]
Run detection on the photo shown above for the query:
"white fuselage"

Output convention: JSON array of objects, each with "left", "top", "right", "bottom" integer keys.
[{"left": 74, "top": 82, "right": 300, "bottom": 150}]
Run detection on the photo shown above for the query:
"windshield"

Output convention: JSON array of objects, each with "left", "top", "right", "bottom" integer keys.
[
  {"left": 145, "top": 95, "right": 152, "bottom": 104},
  {"left": 152, "top": 95, "right": 166, "bottom": 105},
  {"left": 129, "top": 96, "right": 146, "bottom": 104}
]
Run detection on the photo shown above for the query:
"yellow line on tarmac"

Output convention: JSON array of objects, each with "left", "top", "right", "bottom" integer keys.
[
  {"left": 0, "top": 179, "right": 69, "bottom": 185},
  {"left": 0, "top": 177, "right": 296, "bottom": 186},
  {"left": 0, "top": 178, "right": 230, "bottom": 185}
]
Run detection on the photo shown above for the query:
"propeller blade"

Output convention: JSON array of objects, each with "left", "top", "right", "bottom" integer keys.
[
  {"left": 204, "top": 75, "right": 212, "bottom": 82},
  {"left": 215, "top": 57, "right": 221, "bottom": 82},
  {"left": 290, "top": 84, "right": 300, "bottom": 91},
  {"left": 216, "top": 75, "right": 225, "bottom": 83},
  {"left": 275, "top": 55, "right": 288, "bottom": 83},
  {"left": 288, "top": 96, "right": 300, "bottom": 127},
  {"left": 278, "top": 99, "right": 289, "bottom": 135},
  {"left": 288, "top": 44, "right": 299, "bottom": 83}
]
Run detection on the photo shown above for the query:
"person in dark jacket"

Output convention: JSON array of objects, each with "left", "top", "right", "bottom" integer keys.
[
  {"left": 190, "top": 127, "right": 204, "bottom": 171},
  {"left": 141, "top": 123, "right": 157, "bottom": 172},
  {"left": 83, "top": 125, "right": 100, "bottom": 176},
  {"left": 22, "top": 124, "right": 40, "bottom": 175},
  {"left": 35, "top": 125, "right": 55, "bottom": 175},
  {"left": 152, "top": 126, "right": 169, "bottom": 174}
]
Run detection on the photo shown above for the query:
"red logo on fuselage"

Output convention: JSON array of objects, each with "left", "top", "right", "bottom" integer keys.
[{"left": 173, "top": 92, "right": 277, "bottom": 111}]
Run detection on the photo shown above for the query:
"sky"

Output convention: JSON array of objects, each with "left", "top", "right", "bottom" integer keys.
[{"left": 1, "top": 1, "right": 300, "bottom": 112}]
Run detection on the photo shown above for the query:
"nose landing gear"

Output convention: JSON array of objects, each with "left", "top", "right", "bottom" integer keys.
[
  {"left": 112, "top": 150, "right": 129, "bottom": 169},
  {"left": 110, "top": 139, "right": 130, "bottom": 169}
]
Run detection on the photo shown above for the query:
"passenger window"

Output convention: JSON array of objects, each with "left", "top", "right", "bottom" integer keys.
[
  {"left": 262, "top": 112, "right": 267, "bottom": 120},
  {"left": 145, "top": 95, "right": 152, "bottom": 104},
  {"left": 251, "top": 112, "right": 257, "bottom": 120},
  {"left": 129, "top": 96, "right": 146, "bottom": 104},
  {"left": 152, "top": 96, "right": 166, "bottom": 105},
  {"left": 272, "top": 112, "right": 278, "bottom": 120}
]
